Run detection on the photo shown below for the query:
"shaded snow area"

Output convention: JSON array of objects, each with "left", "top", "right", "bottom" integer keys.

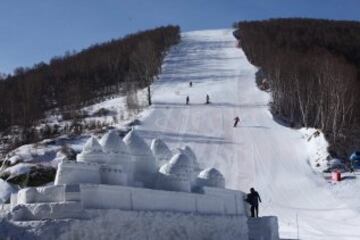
[
  {"left": 0, "top": 210, "right": 247, "bottom": 240},
  {"left": 0, "top": 179, "right": 16, "bottom": 204}
]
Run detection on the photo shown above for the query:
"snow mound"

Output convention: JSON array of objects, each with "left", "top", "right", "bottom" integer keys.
[
  {"left": 197, "top": 168, "right": 225, "bottom": 188},
  {"left": 99, "top": 130, "right": 128, "bottom": 155},
  {"left": 123, "top": 130, "right": 156, "bottom": 186},
  {"left": 0, "top": 179, "right": 17, "bottom": 203},
  {"left": 300, "top": 128, "right": 329, "bottom": 172},
  {"left": 161, "top": 153, "right": 193, "bottom": 177},
  {"left": 123, "top": 130, "right": 153, "bottom": 157},
  {"left": 150, "top": 138, "right": 172, "bottom": 166},
  {"left": 157, "top": 153, "right": 193, "bottom": 192},
  {"left": 1, "top": 209, "right": 248, "bottom": 240},
  {"left": 0, "top": 163, "right": 33, "bottom": 179},
  {"left": 77, "top": 137, "right": 106, "bottom": 163},
  {"left": 174, "top": 146, "right": 200, "bottom": 171}
]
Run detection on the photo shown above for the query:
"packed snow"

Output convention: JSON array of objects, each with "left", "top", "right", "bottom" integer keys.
[
  {"left": 132, "top": 29, "right": 360, "bottom": 239},
  {"left": 2, "top": 28, "right": 360, "bottom": 239},
  {"left": 0, "top": 209, "right": 248, "bottom": 240},
  {"left": 0, "top": 179, "right": 17, "bottom": 204}
]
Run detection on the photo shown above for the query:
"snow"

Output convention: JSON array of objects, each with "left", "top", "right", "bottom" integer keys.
[
  {"left": 76, "top": 137, "right": 107, "bottom": 163},
  {"left": 123, "top": 130, "right": 157, "bottom": 187},
  {"left": 135, "top": 29, "right": 360, "bottom": 239},
  {"left": 1, "top": 163, "right": 33, "bottom": 178},
  {"left": 123, "top": 130, "right": 154, "bottom": 157},
  {"left": 157, "top": 153, "right": 193, "bottom": 192},
  {"left": 0, "top": 209, "right": 248, "bottom": 240},
  {"left": 99, "top": 130, "right": 128, "bottom": 155},
  {"left": 3, "top": 136, "right": 88, "bottom": 169},
  {"left": 150, "top": 138, "right": 172, "bottom": 166},
  {"left": 0, "top": 179, "right": 17, "bottom": 203},
  {"left": 197, "top": 168, "right": 225, "bottom": 188},
  {"left": 2, "top": 28, "right": 360, "bottom": 239}
]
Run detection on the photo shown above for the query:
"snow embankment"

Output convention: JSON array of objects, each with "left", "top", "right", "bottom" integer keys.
[
  {"left": 299, "top": 128, "right": 329, "bottom": 172},
  {"left": 1, "top": 209, "right": 248, "bottom": 240},
  {"left": 0, "top": 179, "right": 17, "bottom": 204}
]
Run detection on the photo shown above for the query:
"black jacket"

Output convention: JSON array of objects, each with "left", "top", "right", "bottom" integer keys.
[{"left": 246, "top": 191, "right": 261, "bottom": 206}]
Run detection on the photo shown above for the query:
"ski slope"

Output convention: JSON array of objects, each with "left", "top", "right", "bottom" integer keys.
[{"left": 137, "top": 29, "right": 360, "bottom": 239}]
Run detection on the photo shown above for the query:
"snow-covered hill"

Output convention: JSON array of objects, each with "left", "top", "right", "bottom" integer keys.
[
  {"left": 2, "top": 29, "right": 360, "bottom": 239},
  {"left": 133, "top": 29, "right": 360, "bottom": 240}
]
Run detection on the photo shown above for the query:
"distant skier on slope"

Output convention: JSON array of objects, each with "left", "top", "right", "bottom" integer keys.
[
  {"left": 186, "top": 96, "right": 190, "bottom": 105},
  {"left": 245, "top": 187, "right": 262, "bottom": 218},
  {"left": 206, "top": 94, "right": 210, "bottom": 104},
  {"left": 233, "top": 116, "right": 240, "bottom": 127},
  {"left": 189, "top": 81, "right": 193, "bottom": 87}
]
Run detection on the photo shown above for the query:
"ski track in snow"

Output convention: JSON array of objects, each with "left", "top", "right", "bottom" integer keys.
[{"left": 138, "top": 29, "right": 360, "bottom": 239}]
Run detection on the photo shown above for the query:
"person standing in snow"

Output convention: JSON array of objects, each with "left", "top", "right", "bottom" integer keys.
[
  {"left": 245, "top": 188, "right": 262, "bottom": 218},
  {"left": 233, "top": 116, "right": 240, "bottom": 127},
  {"left": 186, "top": 96, "right": 190, "bottom": 105},
  {"left": 206, "top": 94, "right": 210, "bottom": 104},
  {"left": 189, "top": 81, "right": 193, "bottom": 87}
]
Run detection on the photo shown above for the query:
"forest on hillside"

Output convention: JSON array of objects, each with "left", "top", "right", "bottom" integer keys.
[
  {"left": 0, "top": 25, "right": 180, "bottom": 133},
  {"left": 233, "top": 18, "right": 360, "bottom": 159}
]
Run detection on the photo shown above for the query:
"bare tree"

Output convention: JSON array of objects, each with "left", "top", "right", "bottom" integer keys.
[{"left": 130, "top": 40, "right": 159, "bottom": 106}]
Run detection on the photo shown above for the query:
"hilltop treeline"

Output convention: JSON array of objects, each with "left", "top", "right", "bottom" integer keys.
[
  {"left": 0, "top": 25, "right": 180, "bottom": 131},
  {"left": 233, "top": 18, "right": 360, "bottom": 158}
]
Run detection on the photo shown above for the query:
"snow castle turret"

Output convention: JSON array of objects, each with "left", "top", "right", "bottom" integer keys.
[
  {"left": 99, "top": 130, "right": 134, "bottom": 185},
  {"left": 157, "top": 153, "right": 193, "bottom": 192},
  {"left": 196, "top": 168, "right": 225, "bottom": 188},
  {"left": 151, "top": 138, "right": 172, "bottom": 167},
  {"left": 76, "top": 137, "right": 107, "bottom": 163},
  {"left": 174, "top": 146, "right": 201, "bottom": 171},
  {"left": 55, "top": 136, "right": 105, "bottom": 185},
  {"left": 123, "top": 130, "right": 157, "bottom": 187}
]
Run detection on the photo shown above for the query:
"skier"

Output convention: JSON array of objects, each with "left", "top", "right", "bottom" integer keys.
[
  {"left": 189, "top": 81, "right": 193, "bottom": 87},
  {"left": 186, "top": 96, "right": 190, "bottom": 105},
  {"left": 206, "top": 94, "right": 210, "bottom": 104},
  {"left": 245, "top": 188, "right": 262, "bottom": 218},
  {"left": 233, "top": 116, "right": 240, "bottom": 127}
]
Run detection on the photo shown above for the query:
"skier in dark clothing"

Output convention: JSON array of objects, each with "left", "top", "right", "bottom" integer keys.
[
  {"left": 189, "top": 81, "right": 193, "bottom": 87},
  {"left": 245, "top": 188, "right": 262, "bottom": 218},
  {"left": 186, "top": 96, "right": 190, "bottom": 105},
  {"left": 206, "top": 94, "right": 210, "bottom": 104},
  {"left": 233, "top": 116, "right": 240, "bottom": 127}
]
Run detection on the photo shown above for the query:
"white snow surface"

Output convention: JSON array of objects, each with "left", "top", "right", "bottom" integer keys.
[
  {"left": 2, "top": 29, "right": 360, "bottom": 239},
  {"left": 0, "top": 179, "right": 17, "bottom": 204},
  {"left": 0, "top": 209, "right": 248, "bottom": 240},
  {"left": 150, "top": 138, "right": 172, "bottom": 165},
  {"left": 133, "top": 29, "right": 360, "bottom": 239},
  {"left": 100, "top": 130, "right": 128, "bottom": 154}
]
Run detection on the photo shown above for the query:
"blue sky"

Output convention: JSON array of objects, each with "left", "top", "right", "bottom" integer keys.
[{"left": 1, "top": 0, "right": 359, "bottom": 74}]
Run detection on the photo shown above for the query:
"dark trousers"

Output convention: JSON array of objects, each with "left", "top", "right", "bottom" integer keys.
[
  {"left": 233, "top": 120, "right": 239, "bottom": 127},
  {"left": 250, "top": 205, "right": 259, "bottom": 218}
]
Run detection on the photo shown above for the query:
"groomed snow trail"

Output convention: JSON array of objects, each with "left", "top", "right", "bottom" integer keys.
[{"left": 139, "top": 29, "right": 360, "bottom": 239}]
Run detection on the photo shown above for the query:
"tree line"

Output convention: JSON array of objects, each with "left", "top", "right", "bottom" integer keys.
[
  {"left": 233, "top": 18, "right": 360, "bottom": 159},
  {"left": 0, "top": 25, "right": 180, "bottom": 132}
]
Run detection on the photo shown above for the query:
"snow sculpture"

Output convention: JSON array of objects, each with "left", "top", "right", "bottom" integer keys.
[
  {"left": 157, "top": 153, "right": 193, "bottom": 192},
  {"left": 123, "top": 130, "right": 157, "bottom": 187},
  {"left": 174, "top": 146, "right": 201, "bottom": 171},
  {"left": 77, "top": 137, "right": 107, "bottom": 163},
  {"left": 174, "top": 146, "right": 201, "bottom": 186},
  {"left": 55, "top": 134, "right": 127, "bottom": 186},
  {"left": 100, "top": 130, "right": 134, "bottom": 185},
  {"left": 54, "top": 161, "right": 101, "bottom": 185},
  {"left": 150, "top": 138, "right": 172, "bottom": 166},
  {"left": 196, "top": 168, "right": 225, "bottom": 188}
]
